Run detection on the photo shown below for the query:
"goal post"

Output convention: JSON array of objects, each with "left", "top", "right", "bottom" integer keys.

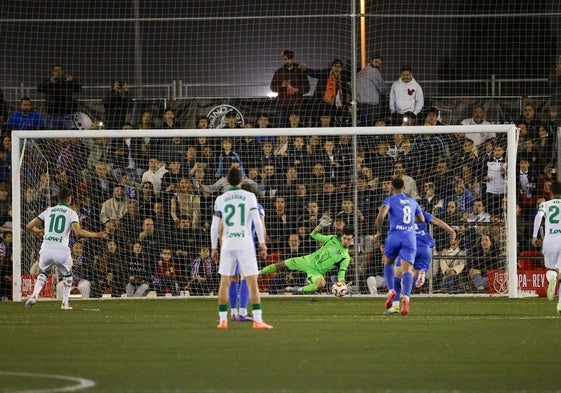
[{"left": 11, "top": 124, "right": 518, "bottom": 302}]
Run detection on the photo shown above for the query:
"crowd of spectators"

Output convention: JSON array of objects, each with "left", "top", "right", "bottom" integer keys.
[{"left": 1, "top": 54, "right": 560, "bottom": 299}]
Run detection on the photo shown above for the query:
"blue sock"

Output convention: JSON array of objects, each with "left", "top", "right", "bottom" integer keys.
[
  {"left": 394, "top": 277, "right": 402, "bottom": 300},
  {"left": 229, "top": 281, "right": 239, "bottom": 309},
  {"left": 402, "top": 272, "right": 413, "bottom": 297},
  {"left": 239, "top": 280, "right": 249, "bottom": 309},
  {"left": 384, "top": 264, "right": 395, "bottom": 290}
]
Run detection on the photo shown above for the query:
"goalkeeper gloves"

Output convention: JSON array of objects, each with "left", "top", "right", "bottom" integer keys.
[{"left": 318, "top": 216, "right": 332, "bottom": 228}]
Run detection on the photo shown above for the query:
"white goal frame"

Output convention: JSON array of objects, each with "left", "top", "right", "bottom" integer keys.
[{"left": 11, "top": 124, "right": 517, "bottom": 301}]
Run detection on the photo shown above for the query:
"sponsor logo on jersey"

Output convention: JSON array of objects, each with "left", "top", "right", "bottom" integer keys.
[
  {"left": 226, "top": 230, "right": 245, "bottom": 238},
  {"left": 44, "top": 235, "right": 63, "bottom": 243}
]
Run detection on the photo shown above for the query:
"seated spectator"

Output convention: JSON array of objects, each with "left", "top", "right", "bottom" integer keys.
[
  {"left": 119, "top": 200, "right": 144, "bottom": 240},
  {"left": 516, "top": 103, "right": 539, "bottom": 138},
  {"left": 170, "top": 177, "right": 200, "bottom": 228},
  {"left": 419, "top": 181, "right": 442, "bottom": 217},
  {"left": 267, "top": 195, "right": 296, "bottom": 252},
  {"left": 392, "top": 161, "right": 419, "bottom": 199},
  {"left": 92, "top": 239, "right": 124, "bottom": 297},
  {"left": 460, "top": 105, "right": 494, "bottom": 146},
  {"left": 188, "top": 246, "right": 218, "bottom": 296},
  {"left": 441, "top": 178, "right": 475, "bottom": 216},
  {"left": 141, "top": 156, "right": 168, "bottom": 197},
  {"left": 254, "top": 114, "right": 274, "bottom": 142},
  {"left": 153, "top": 247, "right": 180, "bottom": 296},
  {"left": 100, "top": 185, "right": 128, "bottom": 225},
  {"left": 160, "top": 157, "right": 184, "bottom": 196},
  {"left": 125, "top": 242, "right": 152, "bottom": 297},
  {"left": 288, "top": 111, "right": 303, "bottom": 128},
  {"left": 438, "top": 237, "right": 467, "bottom": 293},
  {"left": 7, "top": 97, "right": 45, "bottom": 130},
  {"left": 215, "top": 138, "right": 245, "bottom": 178},
  {"left": 468, "top": 234, "right": 502, "bottom": 292}
]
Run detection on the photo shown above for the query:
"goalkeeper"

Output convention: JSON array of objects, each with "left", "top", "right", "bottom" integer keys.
[{"left": 259, "top": 214, "right": 354, "bottom": 294}]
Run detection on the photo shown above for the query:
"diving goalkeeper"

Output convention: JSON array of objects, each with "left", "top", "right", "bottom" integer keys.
[{"left": 259, "top": 214, "right": 354, "bottom": 294}]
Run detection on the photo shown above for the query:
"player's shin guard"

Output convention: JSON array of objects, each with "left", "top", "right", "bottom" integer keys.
[
  {"left": 31, "top": 272, "right": 48, "bottom": 298},
  {"left": 402, "top": 272, "right": 413, "bottom": 297},
  {"left": 384, "top": 264, "right": 395, "bottom": 290},
  {"left": 62, "top": 274, "right": 73, "bottom": 305}
]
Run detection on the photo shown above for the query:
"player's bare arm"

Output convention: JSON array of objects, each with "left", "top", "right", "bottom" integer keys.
[
  {"left": 431, "top": 216, "right": 456, "bottom": 239},
  {"left": 26, "top": 217, "right": 45, "bottom": 237},
  {"left": 71, "top": 222, "right": 107, "bottom": 239}
]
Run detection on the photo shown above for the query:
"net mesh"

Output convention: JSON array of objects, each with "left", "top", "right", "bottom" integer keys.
[
  {"left": 14, "top": 125, "right": 517, "bottom": 299},
  {"left": 1, "top": 0, "right": 557, "bottom": 301}
]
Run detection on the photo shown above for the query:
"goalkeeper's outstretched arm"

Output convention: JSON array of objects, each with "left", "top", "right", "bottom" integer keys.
[{"left": 312, "top": 213, "right": 332, "bottom": 234}]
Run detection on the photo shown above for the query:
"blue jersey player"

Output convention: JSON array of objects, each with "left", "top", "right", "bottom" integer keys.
[
  {"left": 373, "top": 178, "right": 424, "bottom": 316},
  {"left": 388, "top": 210, "right": 456, "bottom": 314}
]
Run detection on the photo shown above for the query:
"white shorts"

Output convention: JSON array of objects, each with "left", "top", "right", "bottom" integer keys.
[
  {"left": 542, "top": 237, "right": 561, "bottom": 270},
  {"left": 218, "top": 248, "right": 258, "bottom": 277},
  {"left": 39, "top": 248, "right": 73, "bottom": 276}
]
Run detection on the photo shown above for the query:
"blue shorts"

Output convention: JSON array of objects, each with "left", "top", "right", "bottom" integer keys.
[
  {"left": 384, "top": 231, "right": 416, "bottom": 263},
  {"left": 396, "top": 245, "right": 432, "bottom": 271},
  {"left": 412, "top": 245, "right": 432, "bottom": 271}
]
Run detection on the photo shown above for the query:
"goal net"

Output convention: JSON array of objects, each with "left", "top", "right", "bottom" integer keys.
[{"left": 11, "top": 124, "right": 518, "bottom": 302}]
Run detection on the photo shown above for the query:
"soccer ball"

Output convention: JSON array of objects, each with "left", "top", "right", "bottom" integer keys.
[{"left": 331, "top": 282, "right": 348, "bottom": 297}]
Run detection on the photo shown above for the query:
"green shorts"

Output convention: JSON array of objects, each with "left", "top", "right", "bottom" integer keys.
[{"left": 285, "top": 256, "right": 325, "bottom": 284}]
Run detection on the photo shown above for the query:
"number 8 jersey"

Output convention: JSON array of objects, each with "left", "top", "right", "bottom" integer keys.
[{"left": 38, "top": 203, "right": 79, "bottom": 251}]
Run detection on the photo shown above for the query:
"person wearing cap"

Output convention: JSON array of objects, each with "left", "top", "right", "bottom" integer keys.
[
  {"left": 389, "top": 65, "right": 424, "bottom": 125},
  {"left": 270, "top": 50, "right": 310, "bottom": 128},
  {"left": 356, "top": 54, "right": 387, "bottom": 126}
]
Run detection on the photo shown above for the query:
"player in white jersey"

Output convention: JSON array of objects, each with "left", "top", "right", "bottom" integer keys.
[
  {"left": 25, "top": 188, "right": 107, "bottom": 310},
  {"left": 211, "top": 167, "right": 271, "bottom": 329},
  {"left": 533, "top": 180, "right": 561, "bottom": 314}
]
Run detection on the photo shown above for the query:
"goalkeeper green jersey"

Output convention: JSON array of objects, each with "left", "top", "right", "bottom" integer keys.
[{"left": 286, "top": 232, "right": 351, "bottom": 282}]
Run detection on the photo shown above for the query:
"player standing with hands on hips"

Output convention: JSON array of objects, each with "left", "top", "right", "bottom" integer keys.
[
  {"left": 25, "top": 188, "right": 107, "bottom": 310},
  {"left": 373, "top": 178, "right": 424, "bottom": 315},
  {"left": 211, "top": 167, "right": 271, "bottom": 329},
  {"left": 532, "top": 180, "right": 561, "bottom": 314}
]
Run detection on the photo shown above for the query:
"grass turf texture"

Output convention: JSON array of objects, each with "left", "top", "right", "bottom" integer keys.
[{"left": 0, "top": 297, "right": 559, "bottom": 393}]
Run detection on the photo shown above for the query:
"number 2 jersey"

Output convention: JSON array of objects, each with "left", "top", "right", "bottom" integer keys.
[
  {"left": 534, "top": 197, "right": 561, "bottom": 242},
  {"left": 37, "top": 203, "right": 79, "bottom": 252}
]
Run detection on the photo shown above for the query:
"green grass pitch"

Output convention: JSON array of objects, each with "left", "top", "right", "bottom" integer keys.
[{"left": 0, "top": 296, "right": 560, "bottom": 393}]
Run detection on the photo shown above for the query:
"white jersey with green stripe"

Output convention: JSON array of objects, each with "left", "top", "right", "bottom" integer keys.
[
  {"left": 37, "top": 203, "right": 79, "bottom": 251},
  {"left": 213, "top": 187, "right": 261, "bottom": 250}
]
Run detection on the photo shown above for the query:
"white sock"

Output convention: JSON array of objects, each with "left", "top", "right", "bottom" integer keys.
[
  {"left": 546, "top": 270, "right": 558, "bottom": 283},
  {"left": 219, "top": 311, "right": 228, "bottom": 322},
  {"left": 62, "top": 275, "right": 73, "bottom": 305},
  {"left": 239, "top": 307, "right": 247, "bottom": 316},
  {"left": 252, "top": 309, "right": 262, "bottom": 323},
  {"left": 392, "top": 300, "right": 400, "bottom": 307},
  {"left": 230, "top": 308, "right": 239, "bottom": 317},
  {"left": 32, "top": 273, "right": 47, "bottom": 298}
]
